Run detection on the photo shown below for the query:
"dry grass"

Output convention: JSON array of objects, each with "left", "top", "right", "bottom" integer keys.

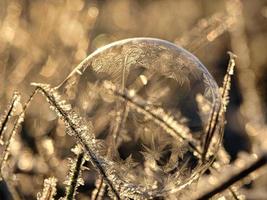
[{"left": 1, "top": 0, "right": 267, "bottom": 199}]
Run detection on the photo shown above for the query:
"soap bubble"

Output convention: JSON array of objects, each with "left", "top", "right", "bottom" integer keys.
[{"left": 56, "top": 38, "right": 222, "bottom": 196}]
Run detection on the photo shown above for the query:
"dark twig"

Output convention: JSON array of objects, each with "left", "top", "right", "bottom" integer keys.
[
  {"left": 65, "top": 148, "right": 85, "bottom": 200},
  {"left": 197, "top": 153, "right": 267, "bottom": 200}
]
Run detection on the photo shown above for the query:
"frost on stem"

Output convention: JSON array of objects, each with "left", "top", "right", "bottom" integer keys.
[
  {"left": 32, "top": 82, "right": 218, "bottom": 199},
  {"left": 102, "top": 80, "right": 200, "bottom": 154},
  {"left": 195, "top": 153, "right": 267, "bottom": 200},
  {"left": 0, "top": 92, "right": 21, "bottom": 144},
  {"left": 0, "top": 92, "right": 24, "bottom": 177},
  {"left": 201, "top": 52, "right": 236, "bottom": 161},
  {"left": 64, "top": 145, "right": 86, "bottom": 200},
  {"left": 37, "top": 177, "right": 58, "bottom": 200},
  {"left": 91, "top": 177, "right": 106, "bottom": 200},
  {"left": 32, "top": 83, "right": 159, "bottom": 199},
  {"left": 31, "top": 38, "right": 226, "bottom": 199}
]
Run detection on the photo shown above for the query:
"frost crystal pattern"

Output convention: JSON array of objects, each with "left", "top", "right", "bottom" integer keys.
[{"left": 55, "top": 38, "right": 222, "bottom": 197}]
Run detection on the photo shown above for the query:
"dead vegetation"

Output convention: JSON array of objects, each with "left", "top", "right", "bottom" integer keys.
[{"left": 1, "top": 0, "right": 267, "bottom": 199}]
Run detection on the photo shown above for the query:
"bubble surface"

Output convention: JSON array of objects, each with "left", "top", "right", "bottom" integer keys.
[{"left": 57, "top": 38, "right": 222, "bottom": 196}]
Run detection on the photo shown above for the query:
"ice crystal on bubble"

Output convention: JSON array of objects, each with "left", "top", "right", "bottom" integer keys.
[{"left": 37, "top": 38, "right": 223, "bottom": 198}]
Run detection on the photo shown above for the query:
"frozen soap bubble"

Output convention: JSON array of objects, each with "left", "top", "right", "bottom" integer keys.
[{"left": 56, "top": 38, "right": 222, "bottom": 197}]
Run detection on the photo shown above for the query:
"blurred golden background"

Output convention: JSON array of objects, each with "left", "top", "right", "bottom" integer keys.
[{"left": 0, "top": 0, "right": 267, "bottom": 199}]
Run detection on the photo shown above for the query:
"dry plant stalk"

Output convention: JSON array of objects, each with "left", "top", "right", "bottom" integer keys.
[
  {"left": 37, "top": 177, "right": 58, "bottom": 200},
  {"left": 31, "top": 83, "right": 154, "bottom": 199},
  {"left": 0, "top": 92, "right": 21, "bottom": 144},
  {"left": 201, "top": 51, "right": 236, "bottom": 161},
  {"left": 0, "top": 46, "right": 264, "bottom": 200},
  {"left": 176, "top": 12, "right": 235, "bottom": 53},
  {"left": 64, "top": 145, "right": 86, "bottom": 200},
  {"left": 0, "top": 31, "right": 252, "bottom": 200},
  {"left": 29, "top": 49, "right": 234, "bottom": 199},
  {"left": 1, "top": 1, "right": 267, "bottom": 199},
  {"left": 0, "top": 92, "right": 22, "bottom": 176},
  {"left": 91, "top": 178, "right": 106, "bottom": 200}
]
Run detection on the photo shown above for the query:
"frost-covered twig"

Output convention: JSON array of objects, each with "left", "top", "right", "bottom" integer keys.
[
  {"left": 64, "top": 145, "right": 86, "bottom": 200},
  {"left": 91, "top": 178, "right": 106, "bottom": 200},
  {"left": 0, "top": 89, "right": 37, "bottom": 174},
  {"left": 37, "top": 177, "right": 58, "bottom": 200},
  {"left": 0, "top": 93, "right": 22, "bottom": 175},
  {"left": 33, "top": 83, "right": 159, "bottom": 199},
  {"left": 0, "top": 92, "right": 21, "bottom": 143},
  {"left": 197, "top": 153, "right": 267, "bottom": 200},
  {"left": 202, "top": 52, "right": 236, "bottom": 161},
  {"left": 103, "top": 81, "right": 201, "bottom": 156}
]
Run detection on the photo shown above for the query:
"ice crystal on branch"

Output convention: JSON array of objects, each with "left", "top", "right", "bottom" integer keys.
[
  {"left": 0, "top": 92, "right": 24, "bottom": 178},
  {"left": 64, "top": 145, "right": 87, "bottom": 200},
  {"left": 0, "top": 92, "right": 21, "bottom": 144},
  {"left": 37, "top": 177, "right": 58, "bottom": 200}
]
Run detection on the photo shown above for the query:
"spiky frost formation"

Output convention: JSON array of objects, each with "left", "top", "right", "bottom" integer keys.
[
  {"left": 0, "top": 92, "right": 24, "bottom": 176},
  {"left": 32, "top": 83, "right": 161, "bottom": 199},
  {"left": 101, "top": 81, "right": 223, "bottom": 195},
  {"left": 201, "top": 52, "right": 236, "bottom": 161},
  {"left": 64, "top": 145, "right": 86, "bottom": 200},
  {"left": 91, "top": 178, "right": 106, "bottom": 200},
  {"left": 0, "top": 92, "right": 21, "bottom": 144},
  {"left": 29, "top": 49, "right": 236, "bottom": 199},
  {"left": 102, "top": 81, "right": 202, "bottom": 156},
  {"left": 37, "top": 177, "right": 58, "bottom": 200},
  {"left": 220, "top": 52, "right": 236, "bottom": 111},
  {"left": 185, "top": 52, "right": 240, "bottom": 200},
  {"left": 194, "top": 153, "right": 267, "bottom": 200}
]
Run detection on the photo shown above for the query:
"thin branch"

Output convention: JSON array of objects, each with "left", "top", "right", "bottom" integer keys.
[
  {"left": 0, "top": 92, "right": 20, "bottom": 142},
  {"left": 33, "top": 83, "right": 161, "bottom": 199},
  {"left": 103, "top": 81, "right": 202, "bottom": 156},
  {"left": 176, "top": 12, "right": 235, "bottom": 53},
  {"left": 91, "top": 178, "right": 106, "bottom": 200},
  {"left": 202, "top": 52, "right": 236, "bottom": 161},
  {"left": 37, "top": 177, "right": 57, "bottom": 200},
  {"left": 65, "top": 146, "right": 85, "bottom": 200},
  {"left": 197, "top": 153, "right": 267, "bottom": 200},
  {"left": 0, "top": 89, "right": 37, "bottom": 173}
]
